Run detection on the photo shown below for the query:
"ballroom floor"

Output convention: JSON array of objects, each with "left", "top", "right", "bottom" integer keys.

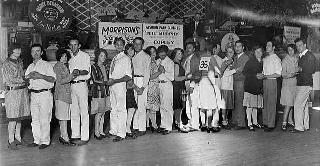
[{"left": 1, "top": 114, "right": 320, "bottom": 166}]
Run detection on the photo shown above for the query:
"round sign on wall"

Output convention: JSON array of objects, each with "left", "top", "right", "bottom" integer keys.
[{"left": 28, "top": 0, "right": 73, "bottom": 33}]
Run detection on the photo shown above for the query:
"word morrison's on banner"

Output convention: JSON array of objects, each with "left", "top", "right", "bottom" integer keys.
[{"left": 98, "top": 22, "right": 183, "bottom": 50}]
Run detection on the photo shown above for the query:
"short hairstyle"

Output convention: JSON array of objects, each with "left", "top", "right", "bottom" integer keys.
[
  {"left": 8, "top": 43, "right": 21, "bottom": 55},
  {"left": 170, "top": 48, "right": 184, "bottom": 60},
  {"left": 235, "top": 40, "right": 244, "bottom": 47},
  {"left": 157, "top": 45, "right": 169, "bottom": 54},
  {"left": 144, "top": 46, "right": 157, "bottom": 56},
  {"left": 287, "top": 44, "right": 296, "bottom": 50},
  {"left": 294, "top": 37, "right": 306, "bottom": 44},
  {"left": 69, "top": 36, "right": 80, "bottom": 44},
  {"left": 185, "top": 41, "right": 196, "bottom": 49},
  {"left": 113, "top": 37, "right": 126, "bottom": 45},
  {"left": 124, "top": 43, "right": 134, "bottom": 55},
  {"left": 31, "top": 43, "right": 43, "bottom": 52},
  {"left": 252, "top": 45, "right": 264, "bottom": 52},
  {"left": 56, "top": 49, "right": 71, "bottom": 62},
  {"left": 133, "top": 37, "right": 145, "bottom": 45},
  {"left": 94, "top": 48, "right": 108, "bottom": 63}
]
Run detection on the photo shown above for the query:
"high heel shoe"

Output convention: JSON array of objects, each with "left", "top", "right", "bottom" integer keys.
[
  {"left": 281, "top": 124, "right": 287, "bottom": 131},
  {"left": 59, "top": 137, "right": 76, "bottom": 146}
]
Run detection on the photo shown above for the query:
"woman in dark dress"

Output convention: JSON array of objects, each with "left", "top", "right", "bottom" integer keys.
[{"left": 171, "top": 48, "right": 191, "bottom": 133}]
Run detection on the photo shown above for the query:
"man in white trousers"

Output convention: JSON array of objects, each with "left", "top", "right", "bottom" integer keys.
[
  {"left": 68, "top": 38, "right": 91, "bottom": 146},
  {"left": 108, "top": 38, "right": 132, "bottom": 141},
  {"left": 25, "top": 44, "right": 56, "bottom": 149},
  {"left": 132, "top": 37, "right": 151, "bottom": 136},
  {"left": 183, "top": 42, "right": 201, "bottom": 131},
  {"left": 157, "top": 45, "right": 174, "bottom": 135}
]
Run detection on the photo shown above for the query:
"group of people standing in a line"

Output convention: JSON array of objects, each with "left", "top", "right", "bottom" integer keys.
[{"left": 2, "top": 36, "right": 316, "bottom": 150}]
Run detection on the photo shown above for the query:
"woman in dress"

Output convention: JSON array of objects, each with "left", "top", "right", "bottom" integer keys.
[
  {"left": 171, "top": 48, "right": 190, "bottom": 132},
  {"left": 91, "top": 48, "right": 111, "bottom": 139},
  {"left": 280, "top": 44, "right": 299, "bottom": 131},
  {"left": 3, "top": 43, "right": 30, "bottom": 150},
  {"left": 145, "top": 46, "right": 160, "bottom": 132},
  {"left": 125, "top": 43, "right": 138, "bottom": 138},
  {"left": 243, "top": 45, "right": 264, "bottom": 131},
  {"left": 53, "top": 49, "right": 76, "bottom": 146}
]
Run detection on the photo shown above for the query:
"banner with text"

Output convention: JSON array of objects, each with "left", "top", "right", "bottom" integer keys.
[
  {"left": 98, "top": 22, "right": 143, "bottom": 50},
  {"left": 143, "top": 24, "right": 184, "bottom": 50},
  {"left": 284, "top": 26, "right": 301, "bottom": 44}
]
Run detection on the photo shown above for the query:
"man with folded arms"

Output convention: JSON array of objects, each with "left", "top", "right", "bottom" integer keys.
[{"left": 25, "top": 44, "right": 56, "bottom": 149}]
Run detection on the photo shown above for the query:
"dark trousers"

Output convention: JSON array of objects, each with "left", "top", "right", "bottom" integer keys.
[
  {"left": 263, "top": 79, "right": 277, "bottom": 128},
  {"left": 232, "top": 80, "right": 246, "bottom": 127}
]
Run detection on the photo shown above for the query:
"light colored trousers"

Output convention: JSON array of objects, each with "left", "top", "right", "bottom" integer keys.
[
  {"left": 294, "top": 86, "right": 312, "bottom": 131},
  {"left": 185, "top": 84, "right": 200, "bottom": 129},
  {"left": 133, "top": 77, "right": 148, "bottom": 132},
  {"left": 70, "top": 82, "right": 89, "bottom": 141},
  {"left": 159, "top": 82, "right": 174, "bottom": 131},
  {"left": 263, "top": 79, "right": 277, "bottom": 128},
  {"left": 110, "top": 83, "right": 127, "bottom": 138},
  {"left": 30, "top": 91, "right": 53, "bottom": 145},
  {"left": 146, "top": 111, "right": 157, "bottom": 128}
]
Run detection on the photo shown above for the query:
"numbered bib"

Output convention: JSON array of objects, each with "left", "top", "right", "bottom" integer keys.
[{"left": 199, "top": 57, "right": 211, "bottom": 71}]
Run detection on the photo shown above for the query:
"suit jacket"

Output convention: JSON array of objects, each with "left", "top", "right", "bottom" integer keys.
[
  {"left": 232, "top": 52, "right": 249, "bottom": 81},
  {"left": 297, "top": 51, "right": 316, "bottom": 86},
  {"left": 184, "top": 20, "right": 206, "bottom": 39}
]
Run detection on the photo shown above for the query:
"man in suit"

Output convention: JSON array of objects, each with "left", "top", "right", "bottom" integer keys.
[
  {"left": 231, "top": 40, "right": 249, "bottom": 130},
  {"left": 184, "top": 12, "right": 206, "bottom": 51},
  {"left": 292, "top": 38, "right": 317, "bottom": 133}
]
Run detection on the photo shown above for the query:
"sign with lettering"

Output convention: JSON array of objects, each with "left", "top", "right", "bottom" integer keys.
[
  {"left": 199, "top": 57, "right": 211, "bottom": 71},
  {"left": 307, "top": 0, "right": 320, "bottom": 17},
  {"left": 143, "top": 23, "right": 184, "bottom": 50},
  {"left": 28, "top": 0, "right": 73, "bottom": 33},
  {"left": 96, "top": 7, "right": 117, "bottom": 16},
  {"left": 98, "top": 22, "right": 143, "bottom": 50},
  {"left": 283, "top": 26, "right": 301, "bottom": 44}
]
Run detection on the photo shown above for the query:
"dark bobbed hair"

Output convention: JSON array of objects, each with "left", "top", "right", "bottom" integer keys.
[
  {"left": 133, "top": 37, "right": 145, "bottom": 45},
  {"left": 94, "top": 48, "right": 108, "bottom": 63},
  {"left": 157, "top": 45, "right": 169, "bottom": 54},
  {"left": 8, "top": 43, "right": 22, "bottom": 55},
  {"left": 124, "top": 43, "right": 134, "bottom": 55},
  {"left": 144, "top": 46, "right": 157, "bottom": 56},
  {"left": 294, "top": 37, "right": 307, "bottom": 44},
  {"left": 113, "top": 37, "right": 126, "bottom": 45},
  {"left": 56, "top": 49, "right": 71, "bottom": 62},
  {"left": 31, "top": 43, "right": 43, "bottom": 52},
  {"left": 287, "top": 44, "right": 296, "bottom": 50},
  {"left": 170, "top": 48, "right": 184, "bottom": 61}
]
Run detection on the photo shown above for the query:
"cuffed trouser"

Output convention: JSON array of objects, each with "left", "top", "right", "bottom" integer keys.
[
  {"left": 126, "top": 108, "right": 136, "bottom": 133},
  {"left": 232, "top": 80, "right": 246, "bottom": 127},
  {"left": 159, "top": 82, "right": 174, "bottom": 131},
  {"left": 263, "top": 79, "right": 277, "bottom": 128},
  {"left": 30, "top": 91, "right": 53, "bottom": 145},
  {"left": 185, "top": 84, "right": 200, "bottom": 129},
  {"left": 110, "top": 84, "right": 127, "bottom": 138},
  {"left": 70, "top": 82, "right": 89, "bottom": 141},
  {"left": 133, "top": 77, "right": 148, "bottom": 132},
  {"left": 294, "top": 86, "right": 312, "bottom": 131}
]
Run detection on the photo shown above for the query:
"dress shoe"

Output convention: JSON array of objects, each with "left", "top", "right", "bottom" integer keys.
[
  {"left": 8, "top": 141, "right": 18, "bottom": 150},
  {"left": 72, "top": 140, "right": 89, "bottom": 146},
  {"left": 126, "top": 133, "right": 137, "bottom": 139},
  {"left": 15, "top": 139, "right": 28, "bottom": 146},
  {"left": 113, "top": 136, "right": 124, "bottom": 142},
  {"left": 233, "top": 126, "right": 246, "bottom": 130},
  {"left": 162, "top": 130, "right": 170, "bottom": 135},
  {"left": 200, "top": 126, "right": 207, "bottom": 132},
  {"left": 210, "top": 127, "right": 220, "bottom": 133},
  {"left": 156, "top": 128, "right": 165, "bottom": 133},
  {"left": 248, "top": 125, "right": 255, "bottom": 132},
  {"left": 264, "top": 127, "right": 274, "bottom": 132},
  {"left": 253, "top": 124, "right": 262, "bottom": 129},
  {"left": 27, "top": 143, "right": 39, "bottom": 147},
  {"left": 99, "top": 133, "right": 108, "bottom": 139},
  {"left": 94, "top": 135, "right": 104, "bottom": 140},
  {"left": 59, "top": 137, "right": 76, "bottom": 146},
  {"left": 291, "top": 129, "right": 304, "bottom": 133},
  {"left": 39, "top": 144, "right": 50, "bottom": 149},
  {"left": 281, "top": 125, "right": 287, "bottom": 132}
]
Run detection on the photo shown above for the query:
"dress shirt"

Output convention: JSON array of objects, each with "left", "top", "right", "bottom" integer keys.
[
  {"left": 263, "top": 53, "right": 282, "bottom": 77},
  {"left": 69, "top": 50, "right": 91, "bottom": 81},
  {"left": 109, "top": 52, "right": 132, "bottom": 80},
  {"left": 237, "top": 52, "right": 244, "bottom": 59},
  {"left": 299, "top": 49, "right": 308, "bottom": 58},
  {"left": 132, "top": 50, "right": 151, "bottom": 88},
  {"left": 25, "top": 59, "right": 56, "bottom": 90},
  {"left": 157, "top": 56, "right": 174, "bottom": 82}
]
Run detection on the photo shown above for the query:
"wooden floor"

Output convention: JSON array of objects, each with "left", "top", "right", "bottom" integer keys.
[{"left": 1, "top": 117, "right": 320, "bottom": 166}]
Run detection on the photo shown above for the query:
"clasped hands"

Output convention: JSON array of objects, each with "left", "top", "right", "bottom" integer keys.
[{"left": 25, "top": 71, "right": 43, "bottom": 80}]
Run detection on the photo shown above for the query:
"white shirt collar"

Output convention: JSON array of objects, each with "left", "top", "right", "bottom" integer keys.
[
  {"left": 299, "top": 49, "right": 308, "bottom": 58},
  {"left": 237, "top": 52, "right": 244, "bottom": 59}
]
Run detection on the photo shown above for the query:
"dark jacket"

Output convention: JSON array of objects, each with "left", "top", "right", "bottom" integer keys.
[
  {"left": 91, "top": 64, "right": 109, "bottom": 98},
  {"left": 232, "top": 52, "right": 249, "bottom": 81},
  {"left": 184, "top": 20, "right": 206, "bottom": 39},
  {"left": 189, "top": 53, "right": 202, "bottom": 83},
  {"left": 297, "top": 51, "right": 316, "bottom": 86},
  {"left": 243, "top": 57, "right": 263, "bottom": 95}
]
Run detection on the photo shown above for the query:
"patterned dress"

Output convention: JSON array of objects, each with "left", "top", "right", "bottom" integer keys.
[
  {"left": 2, "top": 58, "right": 30, "bottom": 121},
  {"left": 147, "top": 60, "right": 160, "bottom": 112}
]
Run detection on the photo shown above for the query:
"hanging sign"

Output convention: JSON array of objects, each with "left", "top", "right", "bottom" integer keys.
[
  {"left": 143, "top": 23, "right": 184, "bottom": 50},
  {"left": 283, "top": 26, "right": 301, "bottom": 44},
  {"left": 28, "top": 0, "right": 73, "bottom": 33},
  {"left": 98, "top": 22, "right": 143, "bottom": 50}
]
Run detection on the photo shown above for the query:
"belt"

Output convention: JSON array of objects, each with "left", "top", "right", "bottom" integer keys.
[
  {"left": 29, "top": 89, "right": 51, "bottom": 93},
  {"left": 133, "top": 75, "right": 144, "bottom": 77},
  {"left": 70, "top": 80, "right": 86, "bottom": 84},
  {"left": 159, "top": 80, "right": 168, "bottom": 83},
  {"left": 5, "top": 85, "right": 27, "bottom": 91}
]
